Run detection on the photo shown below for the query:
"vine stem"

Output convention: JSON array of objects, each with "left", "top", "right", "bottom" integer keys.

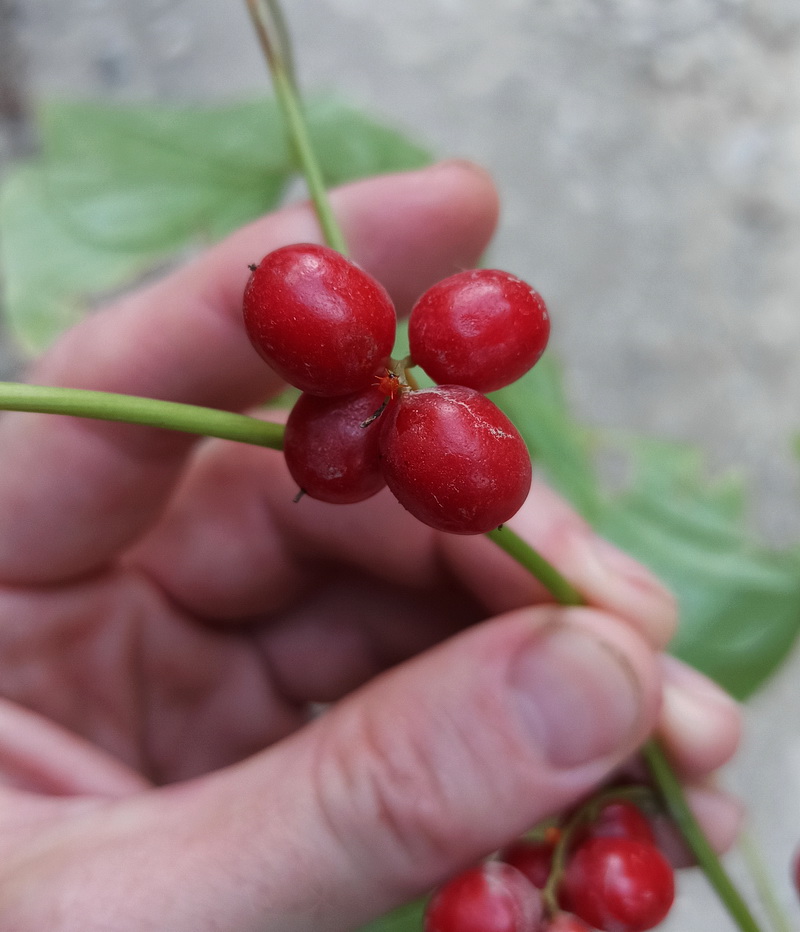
[
  {"left": 739, "top": 830, "right": 793, "bottom": 932},
  {"left": 496, "top": 524, "right": 764, "bottom": 932},
  {"left": 642, "top": 742, "right": 763, "bottom": 932},
  {"left": 0, "top": 5, "right": 761, "bottom": 930},
  {"left": 0, "top": 382, "right": 284, "bottom": 449},
  {"left": 245, "top": 0, "right": 348, "bottom": 255},
  {"left": 244, "top": 3, "right": 766, "bottom": 928},
  {"left": 487, "top": 526, "right": 583, "bottom": 606},
  {"left": 541, "top": 785, "right": 657, "bottom": 916},
  {"left": 0, "top": 387, "right": 765, "bottom": 932}
]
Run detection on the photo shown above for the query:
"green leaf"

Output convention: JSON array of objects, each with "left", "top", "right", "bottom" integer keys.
[
  {"left": 3, "top": 94, "right": 799, "bottom": 702},
  {"left": 0, "top": 165, "right": 162, "bottom": 350},
  {"left": 491, "top": 364, "right": 800, "bottom": 699},
  {"left": 593, "top": 437, "right": 800, "bottom": 700},
  {"left": 0, "top": 97, "right": 432, "bottom": 354},
  {"left": 307, "top": 98, "right": 432, "bottom": 186},
  {"left": 356, "top": 899, "right": 426, "bottom": 932},
  {"left": 36, "top": 99, "right": 293, "bottom": 250},
  {"left": 491, "top": 354, "right": 604, "bottom": 522}
]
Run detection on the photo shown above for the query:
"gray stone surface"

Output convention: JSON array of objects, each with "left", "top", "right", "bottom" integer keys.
[{"left": 3, "top": 1, "right": 800, "bottom": 928}]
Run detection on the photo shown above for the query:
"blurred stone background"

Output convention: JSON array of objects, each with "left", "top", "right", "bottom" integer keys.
[{"left": 2, "top": 0, "right": 800, "bottom": 928}]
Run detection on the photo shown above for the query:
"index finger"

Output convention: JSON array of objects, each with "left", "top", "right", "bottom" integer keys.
[{"left": 0, "top": 162, "right": 499, "bottom": 584}]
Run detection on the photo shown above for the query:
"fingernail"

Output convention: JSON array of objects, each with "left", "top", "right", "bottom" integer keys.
[
  {"left": 509, "top": 622, "right": 642, "bottom": 768},
  {"left": 576, "top": 535, "right": 677, "bottom": 648}
]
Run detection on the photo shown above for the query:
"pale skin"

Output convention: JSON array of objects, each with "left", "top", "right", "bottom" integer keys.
[{"left": 0, "top": 162, "right": 741, "bottom": 931}]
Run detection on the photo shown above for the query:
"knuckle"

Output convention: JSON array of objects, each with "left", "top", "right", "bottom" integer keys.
[{"left": 312, "top": 700, "right": 470, "bottom": 889}]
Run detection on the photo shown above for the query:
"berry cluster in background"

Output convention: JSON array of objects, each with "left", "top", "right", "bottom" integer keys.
[
  {"left": 425, "top": 799, "right": 676, "bottom": 932},
  {"left": 242, "top": 242, "right": 550, "bottom": 534}
]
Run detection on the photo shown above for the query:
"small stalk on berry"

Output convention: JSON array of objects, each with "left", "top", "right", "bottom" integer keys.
[
  {"left": 360, "top": 359, "right": 417, "bottom": 427},
  {"left": 539, "top": 787, "right": 658, "bottom": 917}
]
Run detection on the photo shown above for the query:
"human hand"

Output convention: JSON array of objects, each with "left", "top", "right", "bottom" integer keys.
[{"left": 0, "top": 162, "right": 741, "bottom": 931}]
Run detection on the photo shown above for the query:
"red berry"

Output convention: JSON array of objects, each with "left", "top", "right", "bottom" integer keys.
[
  {"left": 408, "top": 269, "right": 549, "bottom": 393},
  {"left": 581, "top": 802, "right": 656, "bottom": 847},
  {"left": 283, "top": 386, "right": 388, "bottom": 504},
  {"left": 378, "top": 385, "right": 532, "bottom": 535},
  {"left": 500, "top": 838, "right": 555, "bottom": 889},
  {"left": 424, "top": 862, "right": 543, "bottom": 932},
  {"left": 243, "top": 243, "right": 396, "bottom": 396},
  {"left": 560, "top": 838, "right": 675, "bottom": 932}
]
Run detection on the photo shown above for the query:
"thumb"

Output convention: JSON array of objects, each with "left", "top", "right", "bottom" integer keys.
[
  {"left": 12, "top": 607, "right": 660, "bottom": 932},
  {"left": 163, "top": 607, "right": 661, "bottom": 930}
]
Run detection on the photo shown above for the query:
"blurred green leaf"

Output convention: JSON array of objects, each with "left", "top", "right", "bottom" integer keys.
[
  {"left": 0, "top": 97, "right": 432, "bottom": 354},
  {"left": 306, "top": 98, "right": 432, "bottom": 186},
  {"left": 492, "top": 353, "right": 604, "bottom": 522},
  {"left": 2, "top": 94, "right": 798, "bottom": 702},
  {"left": 36, "top": 99, "right": 292, "bottom": 250},
  {"left": 593, "top": 437, "right": 800, "bottom": 700},
  {"left": 0, "top": 165, "right": 163, "bottom": 350},
  {"left": 356, "top": 899, "right": 426, "bottom": 932},
  {"left": 494, "top": 364, "right": 800, "bottom": 700}
]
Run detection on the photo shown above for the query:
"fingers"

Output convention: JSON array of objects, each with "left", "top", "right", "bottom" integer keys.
[
  {"left": 617, "top": 655, "right": 742, "bottom": 858},
  {"left": 0, "top": 699, "right": 150, "bottom": 797},
  {"left": 654, "top": 782, "right": 744, "bottom": 866},
  {"left": 656, "top": 654, "right": 742, "bottom": 779},
  {"left": 34, "top": 606, "right": 660, "bottom": 932},
  {"left": 127, "top": 440, "right": 676, "bottom": 657},
  {"left": 440, "top": 482, "right": 678, "bottom": 649},
  {"left": 0, "top": 162, "right": 499, "bottom": 585},
  {"left": 0, "top": 615, "right": 741, "bottom": 932}
]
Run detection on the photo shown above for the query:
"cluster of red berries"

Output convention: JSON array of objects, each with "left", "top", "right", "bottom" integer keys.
[
  {"left": 242, "top": 243, "right": 550, "bottom": 534},
  {"left": 424, "top": 800, "right": 675, "bottom": 932}
]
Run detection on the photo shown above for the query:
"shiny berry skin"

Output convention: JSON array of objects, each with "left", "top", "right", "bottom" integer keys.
[
  {"left": 581, "top": 801, "right": 656, "bottom": 847},
  {"left": 560, "top": 838, "right": 675, "bottom": 932},
  {"left": 408, "top": 269, "right": 549, "bottom": 393},
  {"left": 424, "top": 862, "right": 543, "bottom": 932},
  {"left": 500, "top": 839, "right": 555, "bottom": 889},
  {"left": 283, "top": 386, "right": 388, "bottom": 504},
  {"left": 378, "top": 385, "right": 532, "bottom": 535},
  {"left": 243, "top": 243, "right": 396, "bottom": 396}
]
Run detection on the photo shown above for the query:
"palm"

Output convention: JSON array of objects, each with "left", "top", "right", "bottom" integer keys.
[
  {"left": 0, "top": 568, "right": 285, "bottom": 784},
  {"left": 0, "top": 497, "right": 481, "bottom": 789}
]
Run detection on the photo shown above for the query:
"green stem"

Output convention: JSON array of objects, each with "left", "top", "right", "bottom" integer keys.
[
  {"left": 541, "top": 785, "right": 658, "bottom": 916},
  {"left": 739, "top": 830, "right": 793, "bottom": 932},
  {"left": 262, "top": 0, "right": 297, "bottom": 87},
  {"left": 494, "top": 524, "right": 764, "bottom": 932},
  {"left": 246, "top": 6, "right": 764, "bottom": 928},
  {"left": 642, "top": 741, "right": 763, "bottom": 932},
  {"left": 487, "top": 525, "right": 583, "bottom": 606},
  {"left": 245, "top": 0, "right": 348, "bottom": 255},
  {"left": 0, "top": 384, "right": 766, "bottom": 932},
  {"left": 0, "top": 382, "right": 285, "bottom": 449}
]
